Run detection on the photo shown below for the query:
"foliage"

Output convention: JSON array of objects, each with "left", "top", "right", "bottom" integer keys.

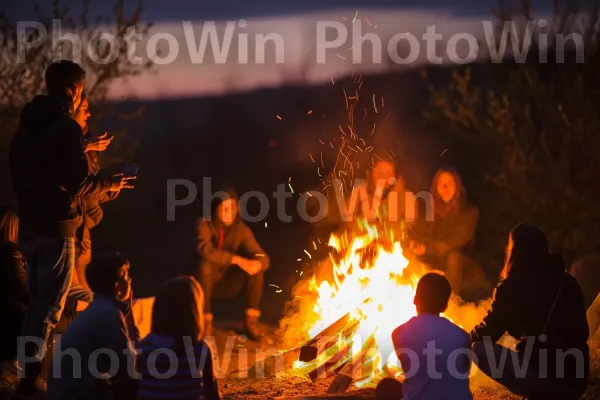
[
  {"left": 0, "top": 0, "right": 154, "bottom": 203},
  {"left": 423, "top": 0, "right": 600, "bottom": 263}
]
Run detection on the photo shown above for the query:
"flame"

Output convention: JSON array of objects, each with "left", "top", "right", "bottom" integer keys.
[{"left": 289, "top": 218, "right": 459, "bottom": 384}]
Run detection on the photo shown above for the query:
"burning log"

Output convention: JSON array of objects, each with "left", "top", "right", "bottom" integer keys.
[
  {"left": 307, "top": 343, "right": 350, "bottom": 382},
  {"left": 298, "top": 312, "right": 354, "bottom": 362},
  {"left": 247, "top": 347, "right": 301, "bottom": 378},
  {"left": 327, "top": 334, "right": 377, "bottom": 394}
]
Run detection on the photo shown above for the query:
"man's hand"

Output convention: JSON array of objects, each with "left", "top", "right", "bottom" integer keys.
[
  {"left": 85, "top": 132, "right": 113, "bottom": 153},
  {"left": 110, "top": 173, "right": 136, "bottom": 191}
]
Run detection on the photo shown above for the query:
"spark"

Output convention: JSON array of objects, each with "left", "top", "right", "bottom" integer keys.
[
  {"left": 265, "top": 222, "right": 268, "bottom": 228},
  {"left": 441, "top": 149, "right": 448, "bottom": 156},
  {"left": 308, "top": 110, "right": 313, "bottom": 115},
  {"left": 297, "top": 258, "right": 302, "bottom": 261},
  {"left": 366, "top": 18, "right": 372, "bottom": 26},
  {"left": 307, "top": 191, "right": 313, "bottom": 196},
  {"left": 268, "top": 284, "right": 280, "bottom": 289},
  {"left": 337, "top": 54, "right": 346, "bottom": 60},
  {"left": 353, "top": 11, "right": 359, "bottom": 23},
  {"left": 288, "top": 176, "right": 291, "bottom": 182},
  {"left": 317, "top": 167, "right": 322, "bottom": 177},
  {"left": 310, "top": 153, "right": 316, "bottom": 163},
  {"left": 321, "top": 152, "right": 324, "bottom": 167},
  {"left": 371, "top": 123, "right": 376, "bottom": 136},
  {"left": 331, "top": 77, "right": 335, "bottom": 85},
  {"left": 318, "top": 139, "right": 325, "bottom": 145},
  {"left": 276, "top": 115, "right": 282, "bottom": 120},
  {"left": 373, "top": 94, "right": 378, "bottom": 113},
  {"left": 300, "top": 271, "right": 304, "bottom": 276},
  {"left": 288, "top": 183, "right": 294, "bottom": 193},
  {"left": 276, "top": 289, "right": 283, "bottom": 293},
  {"left": 304, "top": 249, "right": 312, "bottom": 259},
  {"left": 313, "top": 241, "right": 317, "bottom": 250}
]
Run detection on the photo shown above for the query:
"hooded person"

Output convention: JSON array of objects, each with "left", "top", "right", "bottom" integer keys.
[
  {"left": 187, "top": 188, "right": 270, "bottom": 340},
  {"left": 408, "top": 165, "right": 484, "bottom": 295}
]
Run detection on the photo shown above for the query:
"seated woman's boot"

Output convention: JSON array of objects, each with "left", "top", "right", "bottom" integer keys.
[
  {"left": 243, "top": 308, "right": 263, "bottom": 341},
  {"left": 204, "top": 313, "right": 214, "bottom": 337}
]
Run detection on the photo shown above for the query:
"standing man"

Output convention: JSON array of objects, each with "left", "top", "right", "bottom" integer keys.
[
  {"left": 189, "top": 188, "right": 270, "bottom": 340},
  {"left": 9, "top": 60, "right": 133, "bottom": 397}
]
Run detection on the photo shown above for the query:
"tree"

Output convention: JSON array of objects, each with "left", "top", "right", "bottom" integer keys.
[
  {"left": 423, "top": 0, "right": 600, "bottom": 264},
  {"left": 0, "top": 0, "right": 154, "bottom": 202}
]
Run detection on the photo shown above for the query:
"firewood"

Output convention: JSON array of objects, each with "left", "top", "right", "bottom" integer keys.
[
  {"left": 247, "top": 346, "right": 301, "bottom": 378},
  {"left": 307, "top": 343, "right": 350, "bottom": 382},
  {"left": 299, "top": 312, "right": 354, "bottom": 362},
  {"left": 327, "top": 334, "right": 377, "bottom": 394}
]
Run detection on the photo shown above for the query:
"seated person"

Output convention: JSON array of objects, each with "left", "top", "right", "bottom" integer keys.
[
  {"left": 470, "top": 223, "right": 590, "bottom": 399},
  {"left": 138, "top": 275, "right": 222, "bottom": 400},
  {"left": 407, "top": 165, "right": 484, "bottom": 295},
  {"left": 187, "top": 188, "right": 269, "bottom": 340},
  {"left": 48, "top": 253, "right": 139, "bottom": 400},
  {"left": 383, "top": 272, "right": 472, "bottom": 400}
]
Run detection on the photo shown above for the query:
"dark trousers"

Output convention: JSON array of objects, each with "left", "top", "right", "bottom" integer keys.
[
  {"left": 472, "top": 341, "right": 586, "bottom": 399},
  {"left": 196, "top": 261, "right": 263, "bottom": 314}
]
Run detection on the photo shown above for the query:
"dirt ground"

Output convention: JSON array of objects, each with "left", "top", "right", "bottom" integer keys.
[{"left": 1, "top": 326, "right": 598, "bottom": 400}]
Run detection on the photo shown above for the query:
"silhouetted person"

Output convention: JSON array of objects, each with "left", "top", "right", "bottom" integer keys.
[
  {"left": 408, "top": 165, "right": 484, "bottom": 295},
  {"left": 9, "top": 61, "right": 132, "bottom": 397},
  {"left": 0, "top": 207, "right": 27, "bottom": 364},
  {"left": 471, "top": 223, "right": 590, "bottom": 399},
  {"left": 138, "top": 276, "right": 222, "bottom": 400},
  {"left": 188, "top": 188, "right": 269, "bottom": 340},
  {"left": 385, "top": 272, "right": 473, "bottom": 400},
  {"left": 72, "top": 94, "right": 120, "bottom": 289},
  {"left": 48, "top": 253, "right": 139, "bottom": 400}
]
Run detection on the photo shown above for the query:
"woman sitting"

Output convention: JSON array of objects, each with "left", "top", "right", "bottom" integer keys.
[
  {"left": 408, "top": 165, "right": 484, "bottom": 295},
  {"left": 138, "top": 275, "right": 222, "bottom": 400},
  {"left": 471, "top": 223, "right": 590, "bottom": 399}
]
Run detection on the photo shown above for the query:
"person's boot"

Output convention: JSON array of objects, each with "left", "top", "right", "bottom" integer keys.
[
  {"left": 204, "top": 313, "right": 214, "bottom": 338},
  {"left": 243, "top": 308, "right": 263, "bottom": 341}
]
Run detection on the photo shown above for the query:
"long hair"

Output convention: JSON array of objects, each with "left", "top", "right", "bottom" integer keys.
[
  {"left": 499, "top": 223, "right": 561, "bottom": 284},
  {"left": 0, "top": 207, "right": 18, "bottom": 244},
  {"left": 151, "top": 276, "right": 205, "bottom": 351},
  {"left": 430, "top": 165, "right": 466, "bottom": 217}
]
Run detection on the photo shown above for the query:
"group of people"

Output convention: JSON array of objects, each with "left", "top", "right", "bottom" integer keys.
[{"left": 0, "top": 58, "right": 593, "bottom": 400}]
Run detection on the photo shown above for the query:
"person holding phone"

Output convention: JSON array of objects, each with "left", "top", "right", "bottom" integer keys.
[
  {"left": 72, "top": 94, "right": 135, "bottom": 289},
  {"left": 188, "top": 188, "right": 270, "bottom": 341}
]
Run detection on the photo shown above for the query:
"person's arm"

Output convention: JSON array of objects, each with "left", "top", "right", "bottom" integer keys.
[
  {"left": 425, "top": 206, "right": 479, "bottom": 258},
  {"left": 469, "top": 280, "right": 513, "bottom": 343},
  {"left": 56, "top": 121, "right": 112, "bottom": 197},
  {"left": 241, "top": 225, "right": 270, "bottom": 271},
  {"left": 196, "top": 219, "right": 236, "bottom": 266},
  {"left": 200, "top": 344, "right": 222, "bottom": 400},
  {"left": 4, "top": 247, "right": 29, "bottom": 304}
]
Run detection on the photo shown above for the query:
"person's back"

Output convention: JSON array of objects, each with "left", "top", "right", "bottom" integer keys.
[
  {"left": 137, "top": 276, "right": 222, "bottom": 400},
  {"left": 392, "top": 314, "right": 472, "bottom": 400},
  {"left": 390, "top": 272, "right": 473, "bottom": 400}
]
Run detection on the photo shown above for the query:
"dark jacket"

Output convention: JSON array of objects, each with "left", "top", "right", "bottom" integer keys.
[
  {"left": 9, "top": 95, "right": 112, "bottom": 237},
  {"left": 415, "top": 203, "right": 479, "bottom": 259},
  {"left": 470, "top": 254, "right": 590, "bottom": 390},
  {"left": 413, "top": 166, "right": 478, "bottom": 258},
  {"left": 195, "top": 218, "right": 270, "bottom": 270},
  {"left": 0, "top": 242, "right": 28, "bottom": 307}
]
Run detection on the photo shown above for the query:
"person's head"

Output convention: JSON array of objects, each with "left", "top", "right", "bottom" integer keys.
[
  {"left": 414, "top": 272, "right": 452, "bottom": 315},
  {"left": 44, "top": 60, "right": 86, "bottom": 110},
  {"left": 86, "top": 253, "right": 132, "bottom": 301},
  {"left": 213, "top": 188, "right": 239, "bottom": 226},
  {"left": 432, "top": 165, "right": 462, "bottom": 204},
  {"left": 0, "top": 207, "right": 18, "bottom": 244},
  {"left": 73, "top": 93, "right": 90, "bottom": 132},
  {"left": 152, "top": 276, "right": 205, "bottom": 343},
  {"left": 500, "top": 223, "right": 552, "bottom": 282},
  {"left": 370, "top": 160, "right": 397, "bottom": 188}
]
